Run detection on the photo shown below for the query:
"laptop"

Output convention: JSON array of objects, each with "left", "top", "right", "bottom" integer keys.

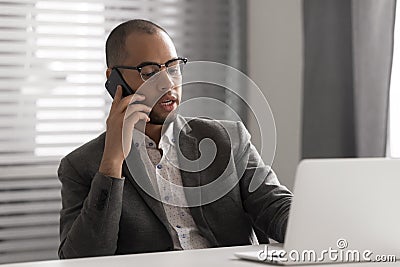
[{"left": 235, "top": 158, "right": 400, "bottom": 265}]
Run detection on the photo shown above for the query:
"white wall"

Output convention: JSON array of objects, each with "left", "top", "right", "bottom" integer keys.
[{"left": 247, "top": 0, "right": 303, "bottom": 190}]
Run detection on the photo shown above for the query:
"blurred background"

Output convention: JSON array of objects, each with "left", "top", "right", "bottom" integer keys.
[{"left": 0, "top": 0, "right": 398, "bottom": 264}]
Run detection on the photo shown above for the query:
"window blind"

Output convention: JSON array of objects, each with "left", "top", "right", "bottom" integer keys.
[
  {"left": 0, "top": 0, "right": 246, "bottom": 161},
  {"left": 0, "top": 0, "right": 246, "bottom": 263}
]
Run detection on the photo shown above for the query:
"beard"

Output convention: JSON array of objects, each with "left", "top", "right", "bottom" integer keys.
[
  {"left": 148, "top": 109, "right": 165, "bottom": 125},
  {"left": 148, "top": 108, "right": 177, "bottom": 125}
]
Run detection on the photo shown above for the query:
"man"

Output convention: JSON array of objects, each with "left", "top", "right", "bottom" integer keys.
[{"left": 58, "top": 19, "right": 292, "bottom": 259}]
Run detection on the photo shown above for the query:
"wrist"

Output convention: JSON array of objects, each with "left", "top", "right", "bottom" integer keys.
[{"left": 99, "top": 158, "right": 123, "bottom": 178}]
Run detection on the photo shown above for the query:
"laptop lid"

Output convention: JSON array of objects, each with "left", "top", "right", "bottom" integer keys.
[{"left": 283, "top": 158, "right": 400, "bottom": 262}]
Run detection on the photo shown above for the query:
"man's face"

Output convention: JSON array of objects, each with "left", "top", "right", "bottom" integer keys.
[{"left": 112, "top": 31, "right": 182, "bottom": 125}]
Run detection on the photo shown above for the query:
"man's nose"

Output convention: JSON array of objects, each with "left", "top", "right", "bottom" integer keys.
[{"left": 156, "top": 69, "right": 175, "bottom": 92}]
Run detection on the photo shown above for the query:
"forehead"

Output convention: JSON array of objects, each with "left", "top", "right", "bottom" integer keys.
[{"left": 123, "top": 31, "right": 177, "bottom": 66}]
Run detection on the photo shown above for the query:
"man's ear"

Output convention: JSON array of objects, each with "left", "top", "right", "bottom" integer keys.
[{"left": 106, "top": 68, "right": 112, "bottom": 79}]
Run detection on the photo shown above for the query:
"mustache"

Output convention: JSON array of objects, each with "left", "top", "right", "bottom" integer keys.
[{"left": 154, "top": 91, "right": 179, "bottom": 103}]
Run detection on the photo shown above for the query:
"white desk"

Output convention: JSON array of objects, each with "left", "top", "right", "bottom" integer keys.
[{"left": 1, "top": 245, "right": 399, "bottom": 267}]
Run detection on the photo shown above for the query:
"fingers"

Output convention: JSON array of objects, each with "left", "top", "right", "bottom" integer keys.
[
  {"left": 118, "top": 93, "right": 147, "bottom": 113},
  {"left": 110, "top": 86, "right": 123, "bottom": 113},
  {"left": 125, "top": 104, "right": 151, "bottom": 117},
  {"left": 127, "top": 111, "right": 150, "bottom": 123},
  {"left": 113, "top": 85, "right": 123, "bottom": 103},
  {"left": 105, "top": 85, "right": 152, "bottom": 162},
  {"left": 109, "top": 85, "right": 151, "bottom": 126},
  {"left": 111, "top": 85, "right": 148, "bottom": 110},
  {"left": 111, "top": 85, "right": 151, "bottom": 115},
  {"left": 123, "top": 112, "right": 150, "bottom": 132}
]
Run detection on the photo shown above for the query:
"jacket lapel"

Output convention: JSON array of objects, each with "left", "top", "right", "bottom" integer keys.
[
  {"left": 173, "top": 115, "right": 219, "bottom": 246},
  {"left": 122, "top": 145, "right": 170, "bottom": 232}
]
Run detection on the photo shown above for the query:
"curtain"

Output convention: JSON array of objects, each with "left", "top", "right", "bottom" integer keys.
[{"left": 302, "top": 0, "right": 396, "bottom": 158}]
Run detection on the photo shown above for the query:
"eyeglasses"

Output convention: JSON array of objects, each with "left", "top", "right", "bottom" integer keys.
[{"left": 113, "top": 57, "right": 188, "bottom": 81}]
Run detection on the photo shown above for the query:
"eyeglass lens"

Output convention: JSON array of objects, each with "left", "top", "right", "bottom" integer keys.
[{"left": 140, "top": 59, "right": 185, "bottom": 81}]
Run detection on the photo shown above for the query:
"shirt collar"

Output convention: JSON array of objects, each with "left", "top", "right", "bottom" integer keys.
[
  {"left": 132, "top": 121, "right": 175, "bottom": 149},
  {"left": 160, "top": 121, "right": 175, "bottom": 148}
]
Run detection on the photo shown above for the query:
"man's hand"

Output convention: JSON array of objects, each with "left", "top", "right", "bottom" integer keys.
[{"left": 99, "top": 85, "right": 151, "bottom": 178}]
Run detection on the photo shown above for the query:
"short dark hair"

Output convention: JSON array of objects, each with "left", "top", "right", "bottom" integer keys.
[{"left": 105, "top": 19, "right": 169, "bottom": 68}]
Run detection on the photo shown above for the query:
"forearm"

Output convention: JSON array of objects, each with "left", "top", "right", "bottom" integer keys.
[
  {"left": 235, "top": 121, "right": 292, "bottom": 243},
  {"left": 248, "top": 186, "right": 291, "bottom": 243},
  {"left": 59, "top": 172, "right": 125, "bottom": 259},
  {"left": 241, "top": 168, "right": 292, "bottom": 242},
  {"left": 99, "top": 159, "right": 123, "bottom": 179}
]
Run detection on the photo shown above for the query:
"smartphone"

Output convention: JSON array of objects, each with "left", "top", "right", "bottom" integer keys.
[{"left": 105, "top": 68, "right": 134, "bottom": 98}]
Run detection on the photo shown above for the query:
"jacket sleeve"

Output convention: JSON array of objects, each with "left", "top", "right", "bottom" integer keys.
[
  {"left": 57, "top": 157, "right": 125, "bottom": 259},
  {"left": 236, "top": 121, "right": 293, "bottom": 243}
]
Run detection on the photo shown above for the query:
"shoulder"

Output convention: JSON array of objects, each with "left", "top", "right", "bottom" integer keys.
[
  {"left": 182, "top": 117, "right": 251, "bottom": 153},
  {"left": 59, "top": 132, "right": 106, "bottom": 183},
  {"left": 184, "top": 117, "right": 249, "bottom": 140},
  {"left": 65, "top": 132, "right": 106, "bottom": 162}
]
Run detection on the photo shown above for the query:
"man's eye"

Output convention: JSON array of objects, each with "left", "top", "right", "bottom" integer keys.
[
  {"left": 140, "top": 65, "right": 159, "bottom": 79},
  {"left": 168, "top": 66, "right": 180, "bottom": 75},
  {"left": 141, "top": 71, "right": 157, "bottom": 78}
]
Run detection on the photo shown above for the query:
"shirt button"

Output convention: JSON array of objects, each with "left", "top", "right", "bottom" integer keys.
[
  {"left": 156, "top": 164, "right": 162, "bottom": 169},
  {"left": 164, "top": 196, "right": 170, "bottom": 201},
  {"left": 172, "top": 138, "right": 176, "bottom": 143},
  {"left": 134, "top": 142, "right": 139, "bottom": 147},
  {"left": 176, "top": 225, "right": 181, "bottom": 228},
  {"left": 149, "top": 142, "right": 154, "bottom": 146}
]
